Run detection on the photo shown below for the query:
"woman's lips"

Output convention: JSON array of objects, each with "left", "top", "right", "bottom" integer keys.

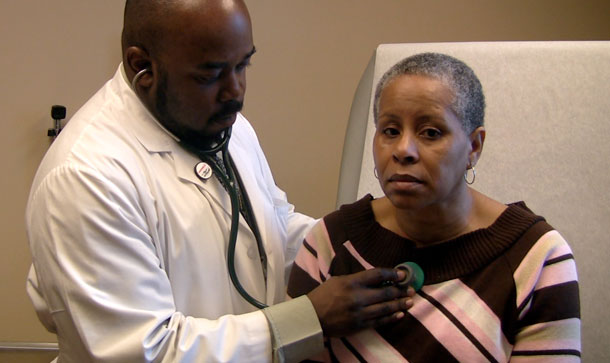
[
  {"left": 388, "top": 173, "right": 423, "bottom": 191},
  {"left": 389, "top": 173, "right": 421, "bottom": 183}
]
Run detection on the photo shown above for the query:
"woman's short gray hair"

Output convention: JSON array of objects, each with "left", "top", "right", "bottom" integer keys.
[{"left": 373, "top": 52, "right": 485, "bottom": 133}]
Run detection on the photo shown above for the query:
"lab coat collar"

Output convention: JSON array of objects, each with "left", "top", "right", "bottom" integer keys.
[{"left": 116, "top": 64, "right": 177, "bottom": 153}]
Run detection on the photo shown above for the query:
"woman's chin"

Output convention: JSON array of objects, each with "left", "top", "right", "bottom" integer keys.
[{"left": 385, "top": 193, "right": 423, "bottom": 211}]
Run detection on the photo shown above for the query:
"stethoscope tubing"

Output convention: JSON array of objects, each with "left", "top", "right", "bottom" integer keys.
[
  {"left": 220, "top": 144, "right": 268, "bottom": 309},
  {"left": 197, "top": 129, "right": 268, "bottom": 309}
]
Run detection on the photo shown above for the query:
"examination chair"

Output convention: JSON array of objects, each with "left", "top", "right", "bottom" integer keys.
[{"left": 337, "top": 41, "right": 610, "bottom": 361}]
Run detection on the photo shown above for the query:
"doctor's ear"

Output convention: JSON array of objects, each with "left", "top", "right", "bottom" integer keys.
[{"left": 125, "top": 46, "right": 154, "bottom": 89}]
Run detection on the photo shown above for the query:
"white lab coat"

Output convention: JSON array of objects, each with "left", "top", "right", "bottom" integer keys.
[{"left": 26, "top": 66, "right": 316, "bottom": 362}]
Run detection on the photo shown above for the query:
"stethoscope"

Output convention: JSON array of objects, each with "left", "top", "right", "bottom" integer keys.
[{"left": 132, "top": 68, "right": 269, "bottom": 309}]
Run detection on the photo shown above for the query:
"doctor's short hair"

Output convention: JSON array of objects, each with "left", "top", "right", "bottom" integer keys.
[{"left": 373, "top": 52, "right": 485, "bottom": 133}]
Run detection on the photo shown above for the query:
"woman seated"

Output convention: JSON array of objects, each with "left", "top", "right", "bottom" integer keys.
[{"left": 288, "top": 53, "right": 581, "bottom": 362}]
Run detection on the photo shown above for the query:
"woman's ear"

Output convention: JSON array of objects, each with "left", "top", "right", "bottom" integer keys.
[
  {"left": 125, "top": 46, "right": 154, "bottom": 89},
  {"left": 468, "top": 126, "right": 486, "bottom": 167}
]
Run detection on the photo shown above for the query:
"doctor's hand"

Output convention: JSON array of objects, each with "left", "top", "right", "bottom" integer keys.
[{"left": 307, "top": 268, "right": 415, "bottom": 337}]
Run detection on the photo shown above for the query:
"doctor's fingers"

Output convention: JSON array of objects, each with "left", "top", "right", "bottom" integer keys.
[
  {"left": 349, "top": 267, "right": 407, "bottom": 287},
  {"left": 358, "top": 295, "right": 414, "bottom": 325},
  {"left": 359, "top": 281, "right": 416, "bottom": 305},
  {"left": 326, "top": 295, "right": 414, "bottom": 336},
  {"left": 347, "top": 285, "right": 416, "bottom": 329}
]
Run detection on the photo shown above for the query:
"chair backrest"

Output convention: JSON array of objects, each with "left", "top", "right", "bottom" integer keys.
[{"left": 337, "top": 41, "right": 610, "bottom": 361}]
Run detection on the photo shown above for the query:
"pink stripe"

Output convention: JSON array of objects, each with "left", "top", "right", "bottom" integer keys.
[
  {"left": 329, "top": 337, "right": 359, "bottom": 362},
  {"left": 515, "top": 260, "right": 545, "bottom": 306},
  {"left": 424, "top": 281, "right": 510, "bottom": 361},
  {"left": 294, "top": 248, "right": 323, "bottom": 283},
  {"left": 343, "top": 241, "right": 374, "bottom": 269},
  {"left": 409, "top": 291, "right": 488, "bottom": 361},
  {"left": 514, "top": 231, "right": 567, "bottom": 308},
  {"left": 515, "top": 337, "right": 580, "bottom": 352},
  {"left": 347, "top": 330, "right": 407, "bottom": 362},
  {"left": 345, "top": 336, "right": 380, "bottom": 362},
  {"left": 544, "top": 231, "right": 573, "bottom": 259},
  {"left": 514, "top": 319, "right": 581, "bottom": 352},
  {"left": 510, "top": 356, "right": 580, "bottom": 363},
  {"left": 305, "top": 220, "right": 335, "bottom": 277},
  {"left": 535, "top": 259, "right": 578, "bottom": 291}
]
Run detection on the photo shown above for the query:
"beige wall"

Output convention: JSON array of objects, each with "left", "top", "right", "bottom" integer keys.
[{"left": 1, "top": 0, "right": 608, "bottom": 359}]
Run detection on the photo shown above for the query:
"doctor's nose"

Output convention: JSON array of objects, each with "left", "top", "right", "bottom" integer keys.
[{"left": 219, "top": 71, "right": 244, "bottom": 103}]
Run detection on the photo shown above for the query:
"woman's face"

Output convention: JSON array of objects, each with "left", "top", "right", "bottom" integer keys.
[{"left": 373, "top": 74, "right": 477, "bottom": 211}]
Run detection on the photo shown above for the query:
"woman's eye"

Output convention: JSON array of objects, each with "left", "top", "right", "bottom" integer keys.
[
  {"left": 383, "top": 128, "right": 400, "bottom": 136},
  {"left": 422, "top": 128, "right": 441, "bottom": 139}
]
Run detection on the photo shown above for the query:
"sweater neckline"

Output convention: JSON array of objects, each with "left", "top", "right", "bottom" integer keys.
[{"left": 340, "top": 194, "right": 544, "bottom": 284}]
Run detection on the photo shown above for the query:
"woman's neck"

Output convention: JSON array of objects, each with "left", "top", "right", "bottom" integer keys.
[{"left": 372, "top": 188, "right": 506, "bottom": 246}]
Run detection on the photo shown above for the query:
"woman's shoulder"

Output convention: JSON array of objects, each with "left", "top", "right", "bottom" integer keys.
[
  {"left": 490, "top": 200, "right": 570, "bottom": 267},
  {"left": 316, "top": 194, "right": 376, "bottom": 245},
  {"left": 327, "top": 194, "right": 375, "bottom": 223}
]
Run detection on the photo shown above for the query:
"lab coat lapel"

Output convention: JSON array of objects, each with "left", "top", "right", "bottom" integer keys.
[{"left": 126, "top": 111, "right": 233, "bottom": 216}]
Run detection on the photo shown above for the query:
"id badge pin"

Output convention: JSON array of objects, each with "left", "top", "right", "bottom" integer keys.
[{"left": 195, "top": 162, "right": 213, "bottom": 180}]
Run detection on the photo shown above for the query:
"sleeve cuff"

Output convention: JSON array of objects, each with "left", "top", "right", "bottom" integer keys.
[{"left": 262, "top": 295, "right": 323, "bottom": 363}]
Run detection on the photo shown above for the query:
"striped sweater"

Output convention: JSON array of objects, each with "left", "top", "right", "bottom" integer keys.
[{"left": 287, "top": 195, "right": 580, "bottom": 362}]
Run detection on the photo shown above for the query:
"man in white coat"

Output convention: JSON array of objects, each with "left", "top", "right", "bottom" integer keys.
[{"left": 25, "top": 0, "right": 415, "bottom": 361}]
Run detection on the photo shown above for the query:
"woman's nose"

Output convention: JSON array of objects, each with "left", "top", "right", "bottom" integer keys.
[{"left": 393, "top": 134, "right": 419, "bottom": 163}]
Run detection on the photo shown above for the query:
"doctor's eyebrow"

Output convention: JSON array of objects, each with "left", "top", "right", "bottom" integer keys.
[{"left": 197, "top": 46, "right": 257, "bottom": 70}]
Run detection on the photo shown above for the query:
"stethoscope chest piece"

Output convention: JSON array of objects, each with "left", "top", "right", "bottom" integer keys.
[
  {"left": 195, "top": 162, "right": 213, "bottom": 180},
  {"left": 395, "top": 261, "right": 425, "bottom": 291}
]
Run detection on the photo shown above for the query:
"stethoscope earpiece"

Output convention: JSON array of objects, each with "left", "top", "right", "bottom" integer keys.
[
  {"left": 131, "top": 67, "right": 151, "bottom": 91},
  {"left": 395, "top": 261, "right": 425, "bottom": 291}
]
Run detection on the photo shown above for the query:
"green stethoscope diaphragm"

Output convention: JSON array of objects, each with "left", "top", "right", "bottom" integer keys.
[{"left": 395, "top": 261, "right": 425, "bottom": 291}]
